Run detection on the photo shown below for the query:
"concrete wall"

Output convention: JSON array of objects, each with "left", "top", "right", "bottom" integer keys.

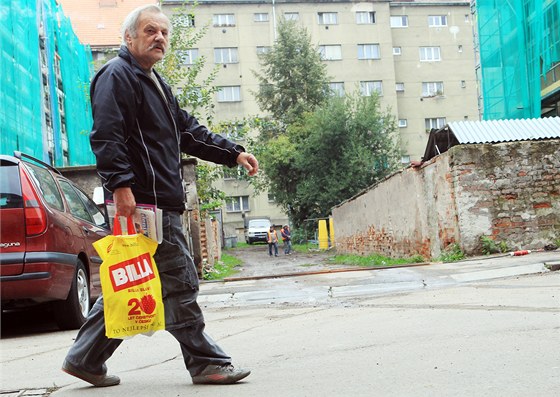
[{"left": 332, "top": 139, "right": 560, "bottom": 258}]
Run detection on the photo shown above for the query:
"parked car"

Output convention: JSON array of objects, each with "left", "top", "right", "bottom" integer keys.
[
  {"left": 0, "top": 152, "right": 109, "bottom": 329},
  {"left": 244, "top": 218, "right": 271, "bottom": 244}
]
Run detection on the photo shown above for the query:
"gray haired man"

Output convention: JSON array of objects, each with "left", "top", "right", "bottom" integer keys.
[{"left": 61, "top": 4, "right": 256, "bottom": 387}]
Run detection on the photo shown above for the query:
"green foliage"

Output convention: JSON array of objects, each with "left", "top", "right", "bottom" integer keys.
[
  {"left": 252, "top": 19, "right": 330, "bottom": 126},
  {"left": 330, "top": 253, "right": 424, "bottom": 267},
  {"left": 202, "top": 253, "right": 242, "bottom": 280},
  {"left": 156, "top": 2, "right": 220, "bottom": 123},
  {"left": 254, "top": 92, "right": 401, "bottom": 227},
  {"left": 195, "top": 163, "right": 225, "bottom": 213},
  {"left": 438, "top": 243, "right": 465, "bottom": 262},
  {"left": 480, "top": 235, "right": 508, "bottom": 255}
]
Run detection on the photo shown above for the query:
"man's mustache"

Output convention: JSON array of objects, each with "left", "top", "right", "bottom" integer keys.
[{"left": 149, "top": 44, "right": 166, "bottom": 52}]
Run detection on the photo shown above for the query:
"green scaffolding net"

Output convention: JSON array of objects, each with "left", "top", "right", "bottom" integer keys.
[
  {"left": 476, "top": 0, "right": 560, "bottom": 120},
  {"left": 0, "top": 0, "right": 95, "bottom": 166}
]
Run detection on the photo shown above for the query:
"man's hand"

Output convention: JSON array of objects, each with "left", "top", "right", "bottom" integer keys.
[
  {"left": 113, "top": 187, "right": 136, "bottom": 217},
  {"left": 236, "top": 152, "right": 259, "bottom": 176}
]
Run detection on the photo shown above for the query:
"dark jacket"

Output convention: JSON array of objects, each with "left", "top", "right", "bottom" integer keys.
[{"left": 90, "top": 46, "right": 244, "bottom": 211}]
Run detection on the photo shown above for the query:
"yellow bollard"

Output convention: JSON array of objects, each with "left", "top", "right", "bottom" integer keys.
[
  {"left": 318, "top": 219, "right": 329, "bottom": 250},
  {"left": 329, "top": 216, "right": 335, "bottom": 248}
]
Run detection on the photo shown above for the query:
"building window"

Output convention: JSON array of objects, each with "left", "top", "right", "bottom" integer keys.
[
  {"left": 428, "top": 15, "right": 447, "bottom": 27},
  {"left": 358, "top": 44, "right": 380, "bottom": 60},
  {"left": 214, "top": 47, "right": 238, "bottom": 64},
  {"left": 425, "top": 117, "right": 446, "bottom": 131},
  {"left": 225, "top": 196, "right": 249, "bottom": 212},
  {"left": 318, "top": 12, "right": 338, "bottom": 25},
  {"left": 329, "top": 82, "right": 345, "bottom": 96},
  {"left": 393, "top": 47, "right": 402, "bottom": 56},
  {"left": 319, "top": 45, "right": 342, "bottom": 60},
  {"left": 175, "top": 14, "right": 195, "bottom": 28},
  {"left": 360, "top": 81, "right": 383, "bottom": 96},
  {"left": 213, "top": 14, "right": 235, "bottom": 27},
  {"left": 254, "top": 13, "right": 269, "bottom": 22},
  {"left": 356, "top": 11, "right": 375, "bottom": 24},
  {"left": 178, "top": 49, "right": 199, "bottom": 65},
  {"left": 458, "top": 45, "right": 463, "bottom": 53},
  {"left": 267, "top": 193, "right": 276, "bottom": 202},
  {"left": 401, "top": 155, "right": 411, "bottom": 164},
  {"left": 217, "top": 86, "right": 241, "bottom": 102},
  {"left": 256, "top": 46, "right": 271, "bottom": 55},
  {"left": 422, "top": 82, "right": 444, "bottom": 97},
  {"left": 390, "top": 15, "right": 408, "bottom": 28},
  {"left": 398, "top": 119, "right": 408, "bottom": 127},
  {"left": 461, "top": 80, "right": 466, "bottom": 88},
  {"left": 419, "top": 46, "right": 441, "bottom": 61},
  {"left": 396, "top": 83, "right": 405, "bottom": 92},
  {"left": 284, "top": 12, "right": 299, "bottom": 21}
]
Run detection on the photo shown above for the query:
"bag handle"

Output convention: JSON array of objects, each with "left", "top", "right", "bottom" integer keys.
[{"left": 113, "top": 213, "right": 137, "bottom": 236}]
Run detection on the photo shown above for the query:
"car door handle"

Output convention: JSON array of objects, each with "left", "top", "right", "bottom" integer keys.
[{"left": 82, "top": 227, "right": 91, "bottom": 235}]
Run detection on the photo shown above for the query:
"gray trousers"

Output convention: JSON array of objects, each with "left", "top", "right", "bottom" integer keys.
[{"left": 65, "top": 211, "right": 230, "bottom": 377}]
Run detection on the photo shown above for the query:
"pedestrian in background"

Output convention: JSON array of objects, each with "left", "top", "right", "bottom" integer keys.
[
  {"left": 61, "top": 4, "right": 257, "bottom": 388},
  {"left": 267, "top": 225, "right": 279, "bottom": 257},
  {"left": 281, "top": 224, "right": 292, "bottom": 255}
]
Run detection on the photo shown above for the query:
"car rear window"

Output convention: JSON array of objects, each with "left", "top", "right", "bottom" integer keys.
[
  {"left": 0, "top": 162, "right": 23, "bottom": 209},
  {"left": 25, "top": 162, "right": 64, "bottom": 211}
]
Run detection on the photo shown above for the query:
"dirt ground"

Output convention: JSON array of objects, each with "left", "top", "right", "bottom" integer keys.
[{"left": 225, "top": 243, "right": 337, "bottom": 278}]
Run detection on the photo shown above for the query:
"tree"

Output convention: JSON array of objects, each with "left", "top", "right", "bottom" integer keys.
[
  {"left": 252, "top": 19, "right": 330, "bottom": 127},
  {"left": 261, "top": 93, "right": 402, "bottom": 227}
]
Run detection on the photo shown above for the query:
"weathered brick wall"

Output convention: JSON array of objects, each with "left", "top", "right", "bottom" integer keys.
[
  {"left": 452, "top": 140, "right": 560, "bottom": 253},
  {"left": 332, "top": 139, "right": 560, "bottom": 258}
]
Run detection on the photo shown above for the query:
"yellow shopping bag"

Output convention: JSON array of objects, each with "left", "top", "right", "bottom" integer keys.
[{"left": 93, "top": 216, "right": 165, "bottom": 339}]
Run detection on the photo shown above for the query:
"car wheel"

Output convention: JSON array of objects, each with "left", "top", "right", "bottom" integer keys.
[{"left": 54, "top": 259, "right": 90, "bottom": 330}]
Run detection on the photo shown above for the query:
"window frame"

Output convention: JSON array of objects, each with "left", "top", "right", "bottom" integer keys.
[
  {"left": 329, "top": 82, "right": 345, "bottom": 97},
  {"left": 358, "top": 43, "right": 381, "bottom": 60},
  {"left": 217, "top": 86, "right": 242, "bottom": 102},
  {"left": 213, "top": 13, "right": 235, "bottom": 27},
  {"left": 428, "top": 15, "right": 448, "bottom": 27},
  {"left": 390, "top": 15, "right": 408, "bottom": 28},
  {"left": 318, "top": 12, "right": 338, "bottom": 25},
  {"left": 214, "top": 47, "right": 239, "bottom": 64},
  {"left": 419, "top": 46, "right": 441, "bottom": 62},
  {"left": 422, "top": 81, "right": 444, "bottom": 97},
  {"left": 356, "top": 11, "right": 376, "bottom": 24},
  {"left": 225, "top": 195, "right": 250, "bottom": 212},
  {"left": 178, "top": 48, "right": 199, "bottom": 65},
  {"left": 360, "top": 81, "right": 383, "bottom": 96},
  {"left": 319, "top": 45, "right": 342, "bottom": 61},
  {"left": 254, "top": 13, "right": 269, "bottom": 22},
  {"left": 425, "top": 117, "right": 447, "bottom": 131}
]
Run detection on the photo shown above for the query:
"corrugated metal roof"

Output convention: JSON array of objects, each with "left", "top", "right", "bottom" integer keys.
[{"left": 447, "top": 117, "right": 560, "bottom": 144}]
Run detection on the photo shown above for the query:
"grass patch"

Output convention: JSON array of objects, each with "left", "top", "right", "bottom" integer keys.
[
  {"left": 438, "top": 243, "right": 466, "bottom": 263},
  {"left": 202, "top": 253, "right": 243, "bottom": 280},
  {"left": 330, "top": 253, "right": 424, "bottom": 267}
]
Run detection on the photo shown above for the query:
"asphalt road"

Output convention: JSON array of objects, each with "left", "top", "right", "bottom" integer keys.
[{"left": 1, "top": 249, "right": 559, "bottom": 397}]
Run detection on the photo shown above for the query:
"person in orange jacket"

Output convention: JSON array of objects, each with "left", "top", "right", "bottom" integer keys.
[{"left": 267, "top": 225, "right": 279, "bottom": 257}]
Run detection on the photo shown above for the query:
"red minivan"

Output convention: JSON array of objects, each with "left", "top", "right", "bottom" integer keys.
[{"left": 0, "top": 152, "right": 109, "bottom": 329}]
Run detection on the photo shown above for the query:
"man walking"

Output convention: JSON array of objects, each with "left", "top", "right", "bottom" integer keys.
[
  {"left": 267, "top": 225, "right": 279, "bottom": 257},
  {"left": 281, "top": 225, "right": 292, "bottom": 255},
  {"left": 61, "top": 4, "right": 257, "bottom": 387}
]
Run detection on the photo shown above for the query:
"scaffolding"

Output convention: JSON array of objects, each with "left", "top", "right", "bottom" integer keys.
[
  {"left": 0, "top": 0, "right": 95, "bottom": 166},
  {"left": 475, "top": 0, "right": 560, "bottom": 120}
]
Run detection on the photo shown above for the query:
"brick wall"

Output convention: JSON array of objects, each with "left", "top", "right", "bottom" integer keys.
[{"left": 332, "top": 139, "right": 560, "bottom": 258}]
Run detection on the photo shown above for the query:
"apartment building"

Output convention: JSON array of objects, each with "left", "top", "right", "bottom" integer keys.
[{"left": 159, "top": 0, "right": 479, "bottom": 238}]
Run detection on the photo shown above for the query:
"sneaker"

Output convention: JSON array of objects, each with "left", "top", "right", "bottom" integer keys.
[
  {"left": 192, "top": 364, "right": 251, "bottom": 385},
  {"left": 62, "top": 360, "right": 120, "bottom": 387}
]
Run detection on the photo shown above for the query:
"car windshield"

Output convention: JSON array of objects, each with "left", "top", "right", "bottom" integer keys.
[{"left": 250, "top": 220, "right": 270, "bottom": 228}]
